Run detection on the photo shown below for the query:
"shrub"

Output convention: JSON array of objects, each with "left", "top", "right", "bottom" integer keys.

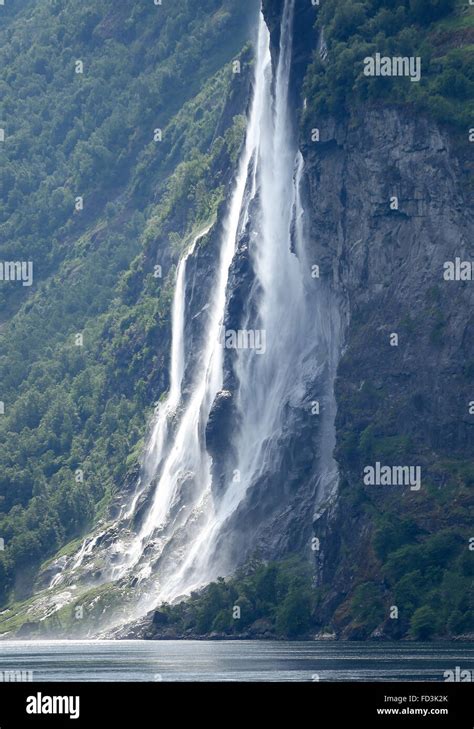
[{"left": 410, "top": 605, "right": 438, "bottom": 639}]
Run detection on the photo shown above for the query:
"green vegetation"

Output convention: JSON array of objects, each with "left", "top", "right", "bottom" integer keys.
[
  {"left": 334, "top": 351, "right": 473, "bottom": 639},
  {"left": 155, "top": 538, "right": 469, "bottom": 640},
  {"left": 149, "top": 558, "right": 315, "bottom": 639},
  {"left": 380, "top": 525, "right": 472, "bottom": 637},
  {"left": 303, "top": 0, "right": 474, "bottom": 131}
]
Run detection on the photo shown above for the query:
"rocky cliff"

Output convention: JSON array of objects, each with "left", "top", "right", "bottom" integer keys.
[
  {"left": 303, "top": 106, "right": 473, "bottom": 638},
  {"left": 294, "top": 0, "right": 473, "bottom": 638}
]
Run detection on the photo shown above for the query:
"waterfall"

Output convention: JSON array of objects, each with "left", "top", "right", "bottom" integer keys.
[
  {"left": 48, "top": 0, "right": 343, "bottom": 630},
  {"left": 156, "top": 0, "right": 342, "bottom": 595},
  {"left": 124, "top": 222, "right": 213, "bottom": 525}
]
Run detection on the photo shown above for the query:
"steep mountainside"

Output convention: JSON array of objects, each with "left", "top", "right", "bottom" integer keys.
[
  {"left": 306, "top": 107, "right": 473, "bottom": 639},
  {"left": 0, "top": 0, "right": 472, "bottom": 641},
  {"left": 0, "top": 0, "right": 257, "bottom": 626}
]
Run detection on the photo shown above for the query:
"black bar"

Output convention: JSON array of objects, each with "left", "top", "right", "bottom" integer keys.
[{"left": 0, "top": 682, "right": 471, "bottom": 728}]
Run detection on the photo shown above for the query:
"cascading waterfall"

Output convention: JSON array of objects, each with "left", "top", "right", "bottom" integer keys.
[
  {"left": 101, "top": 13, "right": 272, "bottom": 595},
  {"left": 47, "top": 0, "right": 343, "bottom": 631},
  {"left": 157, "top": 0, "right": 342, "bottom": 595}
]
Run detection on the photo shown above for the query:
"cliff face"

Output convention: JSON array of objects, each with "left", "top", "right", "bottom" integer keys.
[
  {"left": 302, "top": 109, "right": 473, "bottom": 637},
  {"left": 87, "top": 0, "right": 474, "bottom": 641},
  {"left": 261, "top": 0, "right": 474, "bottom": 638},
  {"left": 140, "top": 89, "right": 474, "bottom": 642}
]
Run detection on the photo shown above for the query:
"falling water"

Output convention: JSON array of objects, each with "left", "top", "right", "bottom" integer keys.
[
  {"left": 124, "top": 222, "right": 213, "bottom": 524},
  {"left": 45, "top": 0, "right": 343, "bottom": 631},
  {"left": 157, "top": 0, "right": 342, "bottom": 596}
]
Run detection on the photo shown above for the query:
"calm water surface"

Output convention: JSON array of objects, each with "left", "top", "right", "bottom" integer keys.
[{"left": 0, "top": 640, "right": 472, "bottom": 682}]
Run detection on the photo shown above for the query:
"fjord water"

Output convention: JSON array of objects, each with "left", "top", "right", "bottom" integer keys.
[{"left": 0, "top": 641, "right": 472, "bottom": 682}]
